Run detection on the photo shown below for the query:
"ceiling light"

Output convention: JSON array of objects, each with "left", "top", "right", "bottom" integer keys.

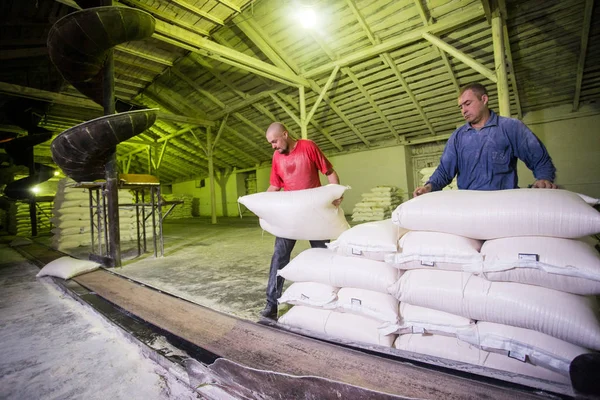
[
  {"left": 31, "top": 186, "right": 40, "bottom": 194},
  {"left": 297, "top": 6, "right": 317, "bottom": 29}
]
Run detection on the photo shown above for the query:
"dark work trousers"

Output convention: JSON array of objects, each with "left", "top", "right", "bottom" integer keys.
[{"left": 266, "top": 237, "right": 329, "bottom": 307}]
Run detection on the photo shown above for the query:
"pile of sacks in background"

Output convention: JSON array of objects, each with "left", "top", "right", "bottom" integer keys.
[
  {"left": 161, "top": 194, "right": 192, "bottom": 219},
  {"left": 351, "top": 186, "right": 403, "bottom": 222},
  {"left": 275, "top": 188, "right": 600, "bottom": 386},
  {"left": 8, "top": 200, "right": 53, "bottom": 237},
  {"left": 419, "top": 166, "right": 457, "bottom": 190},
  {"left": 51, "top": 178, "right": 151, "bottom": 251}
]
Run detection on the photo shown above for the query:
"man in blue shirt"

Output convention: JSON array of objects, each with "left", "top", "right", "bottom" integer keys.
[{"left": 413, "top": 83, "right": 557, "bottom": 197}]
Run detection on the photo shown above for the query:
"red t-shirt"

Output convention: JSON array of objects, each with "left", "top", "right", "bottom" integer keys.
[{"left": 270, "top": 140, "right": 333, "bottom": 191}]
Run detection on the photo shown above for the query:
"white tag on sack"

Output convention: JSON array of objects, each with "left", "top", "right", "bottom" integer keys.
[
  {"left": 352, "top": 248, "right": 363, "bottom": 255},
  {"left": 518, "top": 253, "right": 539, "bottom": 262},
  {"left": 508, "top": 351, "right": 527, "bottom": 362},
  {"left": 350, "top": 298, "right": 362, "bottom": 306}
]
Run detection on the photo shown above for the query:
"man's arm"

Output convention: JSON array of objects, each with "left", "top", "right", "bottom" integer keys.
[
  {"left": 325, "top": 169, "right": 340, "bottom": 185},
  {"left": 512, "top": 120, "right": 557, "bottom": 189},
  {"left": 413, "top": 133, "right": 459, "bottom": 197},
  {"left": 267, "top": 185, "right": 281, "bottom": 192},
  {"left": 325, "top": 169, "right": 343, "bottom": 206}
]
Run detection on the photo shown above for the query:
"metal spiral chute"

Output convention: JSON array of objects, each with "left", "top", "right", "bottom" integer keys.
[{"left": 47, "top": 6, "right": 157, "bottom": 182}]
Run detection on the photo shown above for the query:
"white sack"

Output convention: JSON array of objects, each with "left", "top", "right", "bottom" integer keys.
[
  {"left": 238, "top": 184, "right": 350, "bottom": 240},
  {"left": 467, "top": 236, "right": 600, "bottom": 295},
  {"left": 577, "top": 193, "right": 600, "bottom": 206},
  {"left": 389, "top": 303, "right": 474, "bottom": 336},
  {"left": 392, "top": 189, "right": 600, "bottom": 239},
  {"left": 394, "top": 334, "right": 569, "bottom": 384},
  {"left": 37, "top": 256, "right": 100, "bottom": 280},
  {"left": 278, "top": 282, "right": 338, "bottom": 308},
  {"left": 279, "top": 306, "right": 395, "bottom": 347},
  {"left": 278, "top": 248, "right": 401, "bottom": 293},
  {"left": 389, "top": 269, "right": 600, "bottom": 350},
  {"left": 327, "top": 219, "right": 407, "bottom": 261},
  {"left": 333, "top": 287, "right": 399, "bottom": 323},
  {"left": 278, "top": 305, "right": 331, "bottom": 334},
  {"left": 326, "top": 311, "right": 396, "bottom": 347},
  {"left": 457, "top": 322, "right": 590, "bottom": 375},
  {"left": 385, "top": 231, "right": 483, "bottom": 270}
]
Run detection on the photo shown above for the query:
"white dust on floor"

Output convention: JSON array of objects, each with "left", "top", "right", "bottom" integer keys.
[{"left": 0, "top": 245, "right": 200, "bottom": 400}]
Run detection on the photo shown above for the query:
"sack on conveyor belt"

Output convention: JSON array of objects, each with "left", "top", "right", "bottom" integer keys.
[
  {"left": 456, "top": 322, "right": 590, "bottom": 376},
  {"left": 392, "top": 189, "right": 600, "bottom": 240},
  {"left": 327, "top": 219, "right": 407, "bottom": 261},
  {"left": 388, "top": 269, "right": 600, "bottom": 350},
  {"left": 238, "top": 184, "right": 349, "bottom": 240},
  {"left": 278, "top": 248, "right": 400, "bottom": 294},
  {"left": 37, "top": 256, "right": 100, "bottom": 280},
  {"left": 278, "top": 282, "right": 338, "bottom": 308},
  {"left": 279, "top": 306, "right": 396, "bottom": 347},
  {"left": 464, "top": 236, "right": 600, "bottom": 295},
  {"left": 385, "top": 231, "right": 483, "bottom": 270},
  {"left": 393, "top": 334, "right": 570, "bottom": 384},
  {"left": 385, "top": 303, "right": 474, "bottom": 337}
]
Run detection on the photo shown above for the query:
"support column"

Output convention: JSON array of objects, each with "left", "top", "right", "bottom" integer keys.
[
  {"left": 207, "top": 127, "right": 217, "bottom": 224},
  {"left": 299, "top": 86, "right": 307, "bottom": 139},
  {"left": 103, "top": 0, "right": 120, "bottom": 267},
  {"left": 492, "top": 6, "right": 510, "bottom": 117}
]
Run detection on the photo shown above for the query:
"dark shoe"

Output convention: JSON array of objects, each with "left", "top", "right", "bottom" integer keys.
[{"left": 260, "top": 304, "right": 277, "bottom": 319}]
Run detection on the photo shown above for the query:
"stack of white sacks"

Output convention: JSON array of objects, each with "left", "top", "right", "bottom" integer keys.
[
  {"left": 51, "top": 178, "right": 148, "bottom": 251},
  {"left": 10, "top": 201, "right": 53, "bottom": 236},
  {"left": 277, "top": 188, "right": 600, "bottom": 386},
  {"left": 278, "top": 218, "right": 402, "bottom": 347},
  {"left": 351, "top": 186, "right": 403, "bottom": 222},
  {"left": 161, "top": 194, "right": 192, "bottom": 219},
  {"left": 419, "top": 166, "right": 457, "bottom": 190}
]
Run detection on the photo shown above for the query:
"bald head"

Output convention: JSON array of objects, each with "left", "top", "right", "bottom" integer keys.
[{"left": 266, "top": 122, "right": 294, "bottom": 154}]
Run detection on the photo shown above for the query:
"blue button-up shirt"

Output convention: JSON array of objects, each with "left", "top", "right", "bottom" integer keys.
[{"left": 428, "top": 110, "right": 556, "bottom": 191}]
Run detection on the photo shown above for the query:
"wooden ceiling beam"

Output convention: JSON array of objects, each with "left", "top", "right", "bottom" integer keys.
[
  {"left": 151, "top": 22, "right": 308, "bottom": 87},
  {"left": 411, "top": 0, "right": 460, "bottom": 94},
  {"left": 343, "top": 0, "right": 436, "bottom": 136},
  {"left": 231, "top": 19, "right": 364, "bottom": 147},
  {"left": 115, "top": 46, "right": 173, "bottom": 66},
  {"left": 343, "top": 67, "right": 400, "bottom": 140},
  {"left": 151, "top": 125, "right": 231, "bottom": 169},
  {"left": 423, "top": 32, "right": 497, "bottom": 83},
  {"left": 216, "top": 0, "right": 240, "bottom": 13},
  {"left": 276, "top": 94, "right": 343, "bottom": 152},
  {"left": 224, "top": 125, "right": 272, "bottom": 159},
  {"left": 572, "top": 0, "right": 594, "bottom": 111},
  {"left": 117, "top": 0, "right": 210, "bottom": 36},
  {"left": 168, "top": 0, "right": 224, "bottom": 26},
  {"left": 303, "top": 6, "right": 484, "bottom": 78}
]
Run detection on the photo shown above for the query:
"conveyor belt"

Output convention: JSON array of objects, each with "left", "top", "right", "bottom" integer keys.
[{"left": 12, "top": 240, "right": 567, "bottom": 399}]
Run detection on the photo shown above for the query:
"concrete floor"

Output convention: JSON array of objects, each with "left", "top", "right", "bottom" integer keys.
[
  {"left": 39, "top": 216, "right": 310, "bottom": 321},
  {"left": 0, "top": 242, "right": 199, "bottom": 400}
]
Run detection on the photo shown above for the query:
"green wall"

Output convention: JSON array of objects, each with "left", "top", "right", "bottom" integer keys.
[{"left": 519, "top": 105, "right": 600, "bottom": 197}]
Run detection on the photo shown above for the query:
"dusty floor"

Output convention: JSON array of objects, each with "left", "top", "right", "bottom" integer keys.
[
  {"left": 38, "top": 216, "right": 311, "bottom": 321},
  {"left": 0, "top": 242, "right": 199, "bottom": 400}
]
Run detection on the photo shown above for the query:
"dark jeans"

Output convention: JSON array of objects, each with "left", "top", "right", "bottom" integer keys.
[{"left": 266, "top": 237, "right": 329, "bottom": 307}]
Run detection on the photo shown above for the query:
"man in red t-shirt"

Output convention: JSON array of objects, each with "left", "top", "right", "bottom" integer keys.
[{"left": 260, "top": 122, "right": 341, "bottom": 319}]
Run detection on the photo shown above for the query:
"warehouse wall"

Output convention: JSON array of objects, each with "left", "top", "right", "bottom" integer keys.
[
  {"left": 324, "top": 146, "right": 410, "bottom": 212},
  {"left": 518, "top": 105, "right": 600, "bottom": 198}
]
